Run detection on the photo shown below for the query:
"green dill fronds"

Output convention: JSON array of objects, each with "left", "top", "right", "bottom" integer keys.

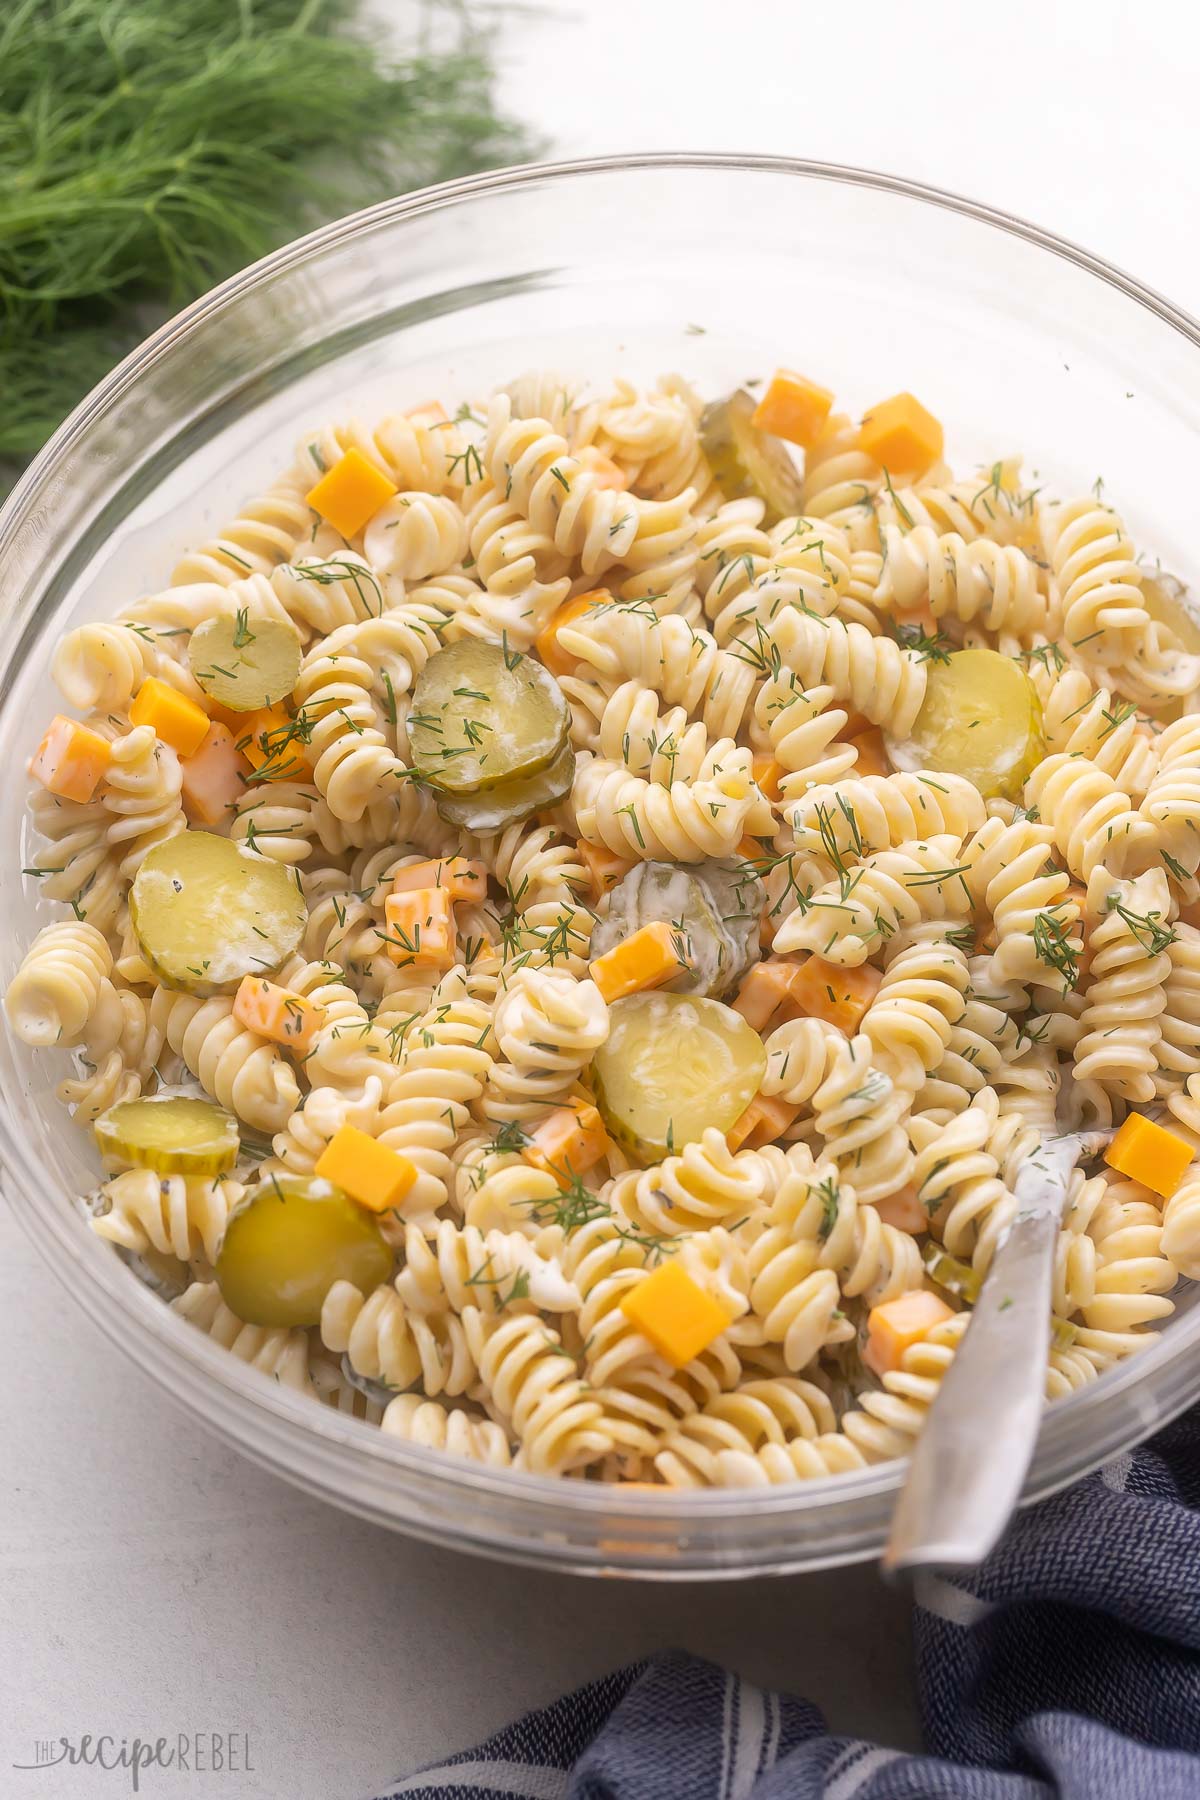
[{"left": 0, "top": 0, "right": 533, "bottom": 482}]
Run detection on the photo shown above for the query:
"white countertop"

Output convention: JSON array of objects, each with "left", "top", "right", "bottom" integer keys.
[{"left": 4, "top": 3, "right": 1199, "bottom": 1794}]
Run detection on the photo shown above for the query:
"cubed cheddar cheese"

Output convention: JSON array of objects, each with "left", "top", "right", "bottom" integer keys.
[
  {"left": 233, "top": 977, "right": 322, "bottom": 1055},
  {"left": 383, "top": 886, "right": 456, "bottom": 968},
  {"left": 589, "top": 920, "right": 682, "bottom": 1004},
  {"left": 859, "top": 392, "right": 944, "bottom": 478},
  {"left": 732, "top": 960, "right": 804, "bottom": 1031},
  {"left": 752, "top": 369, "right": 835, "bottom": 448},
  {"left": 534, "top": 590, "right": 610, "bottom": 676},
  {"left": 129, "top": 678, "right": 211, "bottom": 757},
  {"left": 315, "top": 1123, "right": 417, "bottom": 1214},
  {"left": 523, "top": 1100, "right": 610, "bottom": 1181},
  {"left": 874, "top": 1185, "right": 928, "bottom": 1234},
  {"left": 236, "top": 705, "right": 311, "bottom": 782},
  {"left": 28, "top": 715, "right": 112, "bottom": 803},
  {"left": 620, "top": 1261, "right": 731, "bottom": 1369},
  {"left": 305, "top": 448, "right": 398, "bottom": 539},
  {"left": 846, "top": 728, "right": 890, "bottom": 780},
  {"left": 864, "top": 1291, "right": 954, "bottom": 1377},
  {"left": 784, "top": 955, "right": 882, "bottom": 1035},
  {"left": 750, "top": 754, "right": 783, "bottom": 803},
  {"left": 726, "top": 1091, "right": 802, "bottom": 1152},
  {"left": 579, "top": 841, "right": 634, "bottom": 901},
  {"left": 1104, "top": 1113, "right": 1194, "bottom": 1199},
  {"left": 181, "top": 722, "right": 248, "bottom": 825},
  {"left": 390, "top": 856, "right": 487, "bottom": 903}
]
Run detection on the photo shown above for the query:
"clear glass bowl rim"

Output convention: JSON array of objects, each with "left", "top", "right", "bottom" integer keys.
[{"left": 4, "top": 151, "right": 1200, "bottom": 1578}]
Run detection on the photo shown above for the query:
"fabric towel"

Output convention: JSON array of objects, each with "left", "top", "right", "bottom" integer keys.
[{"left": 377, "top": 1408, "right": 1200, "bottom": 1799}]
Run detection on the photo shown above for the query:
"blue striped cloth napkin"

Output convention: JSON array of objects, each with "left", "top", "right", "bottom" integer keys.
[{"left": 377, "top": 1409, "right": 1200, "bottom": 1800}]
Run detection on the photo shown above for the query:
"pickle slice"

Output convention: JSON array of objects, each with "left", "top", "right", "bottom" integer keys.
[
  {"left": 589, "top": 859, "right": 761, "bottom": 999},
  {"left": 95, "top": 1095, "right": 239, "bottom": 1175},
  {"left": 922, "top": 1241, "right": 980, "bottom": 1305},
  {"left": 691, "top": 857, "right": 765, "bottom": 975},
  {"left": 592, "top": 991, "right": 767, "bottom": 1163},
  {"left": 1141, "top": 570, "right": 1200, "bottom": 720},
  {"left": 888, "top": 648, "right": 1044, "bottom": 802},
  {"left": 1142, "top": 569, "right": 1200, "bottom": 655},
  {"left": 700, "top": 388, "right": 805, "bottom": 526},
  {"left": 215, "top": 1175, "right": 393, "bottom": 1328},
  {"left": 432, "top": 740, "right": 575, "bottom": 831},
  {"left": 190, "top": 613, "right": 303, "bottom": 712},
  {"left": 410, "top": 640, "right": 569, "bottom": 794},
  {"left": 130, "top": 831, "right": 305, "bottom": 995}
]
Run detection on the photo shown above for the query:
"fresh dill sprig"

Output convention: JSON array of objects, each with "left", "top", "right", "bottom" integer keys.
[{"left": 0, "top": 0, "right": 534, "bottom": 484}]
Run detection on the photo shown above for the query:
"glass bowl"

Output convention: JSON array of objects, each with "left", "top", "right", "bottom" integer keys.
[{"left": 2, "top": 154, "right": 1198, "bottom": 1579}]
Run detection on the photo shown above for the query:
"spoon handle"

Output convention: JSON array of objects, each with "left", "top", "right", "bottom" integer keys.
[{"left": 882, "top": 1208, "right": 1054, "bottom": 1577}]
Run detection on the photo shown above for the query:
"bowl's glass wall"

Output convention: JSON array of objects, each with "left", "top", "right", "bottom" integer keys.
[{"left": 3, "top": 159, "right": 1199, "bottom": 1575}]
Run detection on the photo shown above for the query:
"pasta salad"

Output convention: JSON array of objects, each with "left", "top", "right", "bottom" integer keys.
[{"left": 8, "top": 365, "right": 1200, "bottom": 1488}]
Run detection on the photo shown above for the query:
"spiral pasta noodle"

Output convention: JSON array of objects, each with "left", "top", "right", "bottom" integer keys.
[
  {"left": 5, "top": 921, "right": 112, "bottom": 1046},
  {"left": 811, "top": 1033, "right": 914, "bottom": 1203},
  {"left": 92, "top": 1170, "right": 241, "bottom": 1265},
  {"left": 173, "top": 1282, "right": 314, "bottom": 1394}
]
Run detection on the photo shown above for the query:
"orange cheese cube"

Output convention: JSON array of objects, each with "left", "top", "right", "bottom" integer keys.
[
  {"left": 181, "top": 722, "right": 248, "bottom": 825},
  {"left": 859, "top": 392, "right": 944, "bottom": 478},
  {"left": 233, "top": 977, "right": 322, "bottom": 1055},
  {"left": 534, "top": 590, "right": 610, "bottom": 676},
  {"left": 383, "top": 887, "right": 456, "bottom": 968},
  {"left": 737, "top": 836, "right": 769, "bottom": 865},
  {"left": 732, "top": 960, "right": 804, "bottom": 1031},
  {"left": 620, "top": 1261, "right": 731, "bottom": 1369},
  {"left": 874, "top": 1185, "right": 928, "bottom": 1234},
  {"left": 129, "top": 678, "right": 211, "bottom": 757},
  {"left": 390, "top": 857, "right": 487, "bottom": 903},
  {"left": 236, "top": 705, "right": 311, "bottom": 782},
  {"left": 28, "top": 715, "right": 112, "bottom": 803},
  {"left": 523, "top": 1100, "right": 610, "bottom": 1182},
  {"left": 751, "top": 754, "right": 783, "bottom": 803},
  {"left": 752, "top": 369, "right": 835, "bottom": 448},
  {"left": 316, "top": 1123, "right": 418, "bottom": 1213},
  {"left": 726, "top": 1091, "right": 802, "bottom": 1152},
  {"left": 846, "top": 728, "right": 890, "bottom": 780},
  {"left": 864, "top": 1291, "right": 954, "bottom": 1377},
  {"left": 589, "top": 920, "right": 682, "bottom": 1004},
  {"left": 304, "top": 448, "right": 398, "bottom": 539},
  {"left": 1104, "top": 1113, "right": 1194, "bottom": 1199},
  {"left": 783, "top": 955, "right": 881, "bottom": 1035},
  {"left": 579, "top": 841, "right": 634, "bottom": 901}
]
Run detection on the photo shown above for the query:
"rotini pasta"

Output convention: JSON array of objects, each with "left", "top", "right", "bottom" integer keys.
[{"left": 9, "top": 365, "right": 1194, "bottom": 1492}]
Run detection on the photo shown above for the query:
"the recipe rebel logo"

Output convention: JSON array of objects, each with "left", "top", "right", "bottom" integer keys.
[{"left": 12, "top": 1732, "right": 254, "bottom": 1790}]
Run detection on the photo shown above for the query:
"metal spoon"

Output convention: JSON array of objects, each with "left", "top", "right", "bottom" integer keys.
[{"left": 882, "top": 1128, "right": 1111, "bottom": 1577}]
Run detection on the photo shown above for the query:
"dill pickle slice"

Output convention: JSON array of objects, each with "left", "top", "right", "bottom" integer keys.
[
  {"left": 432, "top": 740, "right": 575, "bottom": 831},
  {"left": 215, "top": 1175, "right": 393, "bottom": 1329},
  {"left": 589, "top": 860, "right": 761, "bottom": 999},
  {"left": 1142, "top": 569, "right": 1200, "bottom": 655},
  {"left": 130, "top": 830, "right": 305, "bottom": 995},
  {"left": 700, "top": 388, "right": 805, "bottom": 526},
  {"left": 410, "top": 640, "right": 569, "bottom": 794},
  {"left": 592, "top": 991, "right": 767, "bottom": 1163},
  {"left": 691, "top": 858, "right": 765, "bottom": 975},
  {"left": 922, "top": 1241, "right": 981, "bottom": 1305},
  {"left": 1141, "top": 570, "right": 1200, "bottom": 721},
  {"left": 887, "top": 648, "right": 1043, "bottom": 802},
  {"left": 95, "top": 1095, "right": 239, "bottom": 1175},
  {"left": 190, "top": 613, "right": 303, "bottom": 712}
]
